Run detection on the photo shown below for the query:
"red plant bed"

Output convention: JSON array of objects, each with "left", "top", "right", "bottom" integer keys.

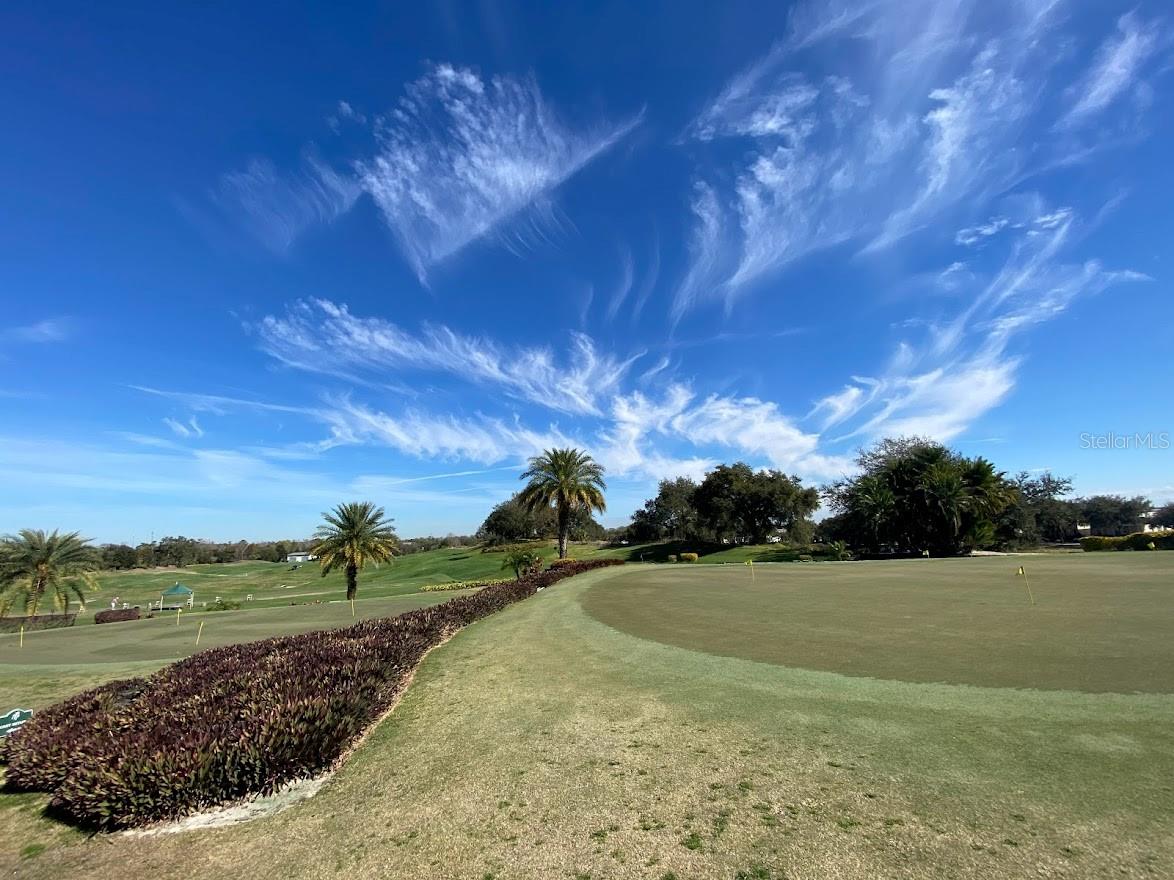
[
  {"left": 94, "top": 608, "right": 141, "bottom": 624},
  {"left": 1, "top": 558, "right": 622, "bottom": 830}
]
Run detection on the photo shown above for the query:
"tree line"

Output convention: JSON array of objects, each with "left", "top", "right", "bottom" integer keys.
[
  {"left": 95, "top": 532, "right": 483, "bottom": 570},
  {"left": 627, "top": 463, "right": 820, "bottom": 545},
  {"left": 622, "top": 438, "right": 1171, "bottom": 557}
]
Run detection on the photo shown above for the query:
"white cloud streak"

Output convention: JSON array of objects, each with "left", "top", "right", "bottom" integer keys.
[
  {"left": 815, "top": 203, "right": 1148, "bottom": 443},
  {"left": 359, "top": 63, "right": 639, "bottom": 282},
  {"left": 255, "top": 299, "right": 639, "bottom": 417},
  {"left": 209, "top": 156, "right": 361, "bottom": 252},
  {"left": 5, "top": 319, "right": 72, "bottom": 344},
  {"left": 162, "top": 417, "right": 204, "bottom": 439},
  {"left": 672, "top": 0, "right": 1159, "bottom": 315},
  {"left": 1060, "top": 11, "right": 1165, "bottom": 129}
]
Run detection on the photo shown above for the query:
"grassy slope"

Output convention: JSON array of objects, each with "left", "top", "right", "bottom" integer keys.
[
  {"left": 69, "top": 544, "right": 564, "bottom": 617},
  {"left": 0, "top": 591, "right": 470, "bottom": 668},
  {"left": 6, "top": 560, "right": 1173, "bottom": 879}
]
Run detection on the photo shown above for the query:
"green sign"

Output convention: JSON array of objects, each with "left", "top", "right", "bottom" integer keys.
[{"left": 0, "top": 708, "right": 32, "bottom": 737}]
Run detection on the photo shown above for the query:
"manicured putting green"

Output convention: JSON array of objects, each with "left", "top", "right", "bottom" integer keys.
[{"left": 581, "top": 554, "right": 1174, "bottom": 693}]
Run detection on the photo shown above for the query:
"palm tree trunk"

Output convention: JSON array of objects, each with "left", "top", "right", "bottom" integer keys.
[
  {"left": 557, "top": 504, "right": 570, "bottom": 559},
  {"left": 29, "top": 575, "right": 46, "bottom": 617},
  {"left": 345, "top": 563, "right": 358, "bottom": 601}
]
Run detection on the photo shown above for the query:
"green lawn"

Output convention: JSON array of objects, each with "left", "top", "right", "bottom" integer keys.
[
  {"left": 62, "top": 544, "right": 565, "bottom": 618},
  {"left": 583, "top": 553, "right": 1174, "bottom": 693},
  {"left": 0, "top": 590, "right": 470, "bottom": 669},
  {"left": 4, "top": 556, "right": 1173, "bottom": 878}
]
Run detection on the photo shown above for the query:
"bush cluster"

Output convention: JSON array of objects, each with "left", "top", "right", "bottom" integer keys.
[
  {"left": 2, "top": 558, "right": 623, "bottom": 830},
  {"left": 0, "top": 613, "right": 77, "bottom": 634},
  {"left": 1080, "top": 531, "right": 1174, "bottom": 552},
  {"left": 93, "top": 608, "right": 141, "bottom": 625},
  {"left": 546, "top": 558, "right": 583, "bottom": 570},
  {"left": 479, "top": 540, "right": 548, "bottom": 555},
  {"left": 679, "top": 552, "right": 699, "bottom": 563},
  {"left": 418, "top": 577, "right": 511, "bottom": 592}
]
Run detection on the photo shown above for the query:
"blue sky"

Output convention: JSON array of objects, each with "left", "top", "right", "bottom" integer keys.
[{"left": 1, "top": 0, "right": 1171, "bottom": 544}]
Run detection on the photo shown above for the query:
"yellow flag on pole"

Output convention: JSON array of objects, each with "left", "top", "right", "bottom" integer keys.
[{"left": 1015, "top": 565, "right": 1034, "bottom": 605}]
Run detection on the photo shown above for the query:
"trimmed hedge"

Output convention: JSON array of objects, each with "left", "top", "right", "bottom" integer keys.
[
  {"left": 418, "top": 577, "right": 511, "bottom": 592},
  {"left": 546, "top": 558, "right": 582, "bottom": 570},
  {"left": 2, "top": 558, "right": 623, "bottom": 830},
  {"left": 0, "top": 614, "right": 77, "bottom": 634},
  {"left": 94, "top": 608, "right": 141, "bottom": 625},
  {"left": 679, "top": 553, "right": 699, "bottom": 563},
  {"left": 1080, "top": 531, "right": 1174, "bottom": 552}
]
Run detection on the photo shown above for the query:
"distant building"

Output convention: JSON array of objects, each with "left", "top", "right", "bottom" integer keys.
[
  {"left": 1140, "top": 509, "right": 1170, "bottom": 533},
  {"left": 286, "top": 552, "right": 317, "bottom": 564},
  {"left": 1076, "top": 523, "right": 1092, "bottom": 536}
]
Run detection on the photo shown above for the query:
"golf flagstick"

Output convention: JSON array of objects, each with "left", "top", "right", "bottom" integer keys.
[{"left": 1016, "top": 565, "right": 1035, "bottom": 606}]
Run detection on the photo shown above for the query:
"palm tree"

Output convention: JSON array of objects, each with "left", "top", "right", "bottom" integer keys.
[
  {"left": 312, "top": 502, "right": 399, "bottom": 601},
  {"left": 501, "top": 547, "right": 542, "bottom": 580},
  {"left": 518, "top": 448, "right": 607, "bottom": 559},
  {"left": 0, "top": 529, "right": 98, "bottom": 617}
]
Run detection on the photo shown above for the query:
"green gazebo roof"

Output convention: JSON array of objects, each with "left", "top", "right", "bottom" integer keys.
[{"left": 162, "top": 583, "right": 194, "bottom": 596}]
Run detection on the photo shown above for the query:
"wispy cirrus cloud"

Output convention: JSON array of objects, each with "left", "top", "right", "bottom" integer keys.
[
  {"left": 4, "top": 318, "right": 73, "bottom": 344},
  {"left": 192, "top": 64, "right": 638, "bottom": 279},
  {"left": 808, "top": 200, "right": 1148, "bottom": 443},
  {"left": 360, "top": 63, "right": 640, "bottom": 282},
  {"left": 163, "top": 416, "right": 204, "bottom": 439},
  {"left": 316, "top": 397, "right": 573, "bottom": 465},
  {"left": 598, "top": 383, "right": 849, "bottom": 482},
  {"left": 203, "top": 156, "right": 361, "bottom": 253},
  {"left": 1059, "top": 11, "right": 1167, "bottom": 130},
  {"left": 672, "top": 0, "right": 1160, "bottom": 317},
  {"left": 254, "top": 298, "right": 639, "bottom": 417}
]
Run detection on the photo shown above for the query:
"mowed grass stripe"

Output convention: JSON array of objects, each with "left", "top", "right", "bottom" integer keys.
[
  {"left": 0, "top": 591, "right": 471, "bottom": 667},
  {"left": 580, "top": 554, "right": 1174, "bottom": 693},
  {"left": 68, "top": 546, "right": 554, "bottom": 618}
]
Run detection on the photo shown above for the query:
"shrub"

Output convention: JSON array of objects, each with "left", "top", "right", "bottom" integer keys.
[
  {"left": 480, "top": 541, "right": 547, "bottom": 555},
  {"left": 547, "top": 558, "right": 582, "bottom": 570},
  {"left": 0, "top": 614, "right": 77, "bottom": 634},
  {"left": 679, "top": 553, "right": 699, "bottom": 563},
  {"left": 2, "top": 558, "right": 624, "bottom": 830},
  {"left": 93, "top": 608, "right": 141, "bottom": 625},
  {"left": 418, "top": 578, "right": 511, "bottom": 592},
  {"left": 829, "top": 540, "right": 852, "bottom": 562},
  {"left": 667, "top": 554, "right": 677, "bottom": 563},
  {"left": 206, "top": 599, "right": 241, "bottom": 612},
  {"left": 1081, "top": 532, "right": 1174, "bottom": 552},
  {"left": 502, "top": 548, "right": 543, "bottom": 579},
  {"left": 797, "top": 554, "right": 814, "bottom": 562}
]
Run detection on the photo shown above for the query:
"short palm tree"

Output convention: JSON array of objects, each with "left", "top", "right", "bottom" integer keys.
[
  {"left": 312, "top": 502, "right": 399, "bottom": 601},
  {"left": 501, "top": 547, "right": 543, "bottom": 580},
  {"left": 518, "top": 448, "right": 606, "bottom": 559},
  {"left": 0, "top": 529, "right": 98, "bottom": 617}
]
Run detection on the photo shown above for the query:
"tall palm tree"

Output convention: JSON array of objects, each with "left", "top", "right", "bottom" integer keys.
[
  {"left": 312, "top": 502, "right": 399, "bottom": 601},
  {"left": 0, "top": 529, "right": 98, "bottom": 617},
  {"left": 518, "top": 448, "right": 606, "bottom": 559}
]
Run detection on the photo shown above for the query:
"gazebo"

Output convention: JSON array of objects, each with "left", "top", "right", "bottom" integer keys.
[{"left": 160, "top": 582, "right": 194, "bottom": 611}]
